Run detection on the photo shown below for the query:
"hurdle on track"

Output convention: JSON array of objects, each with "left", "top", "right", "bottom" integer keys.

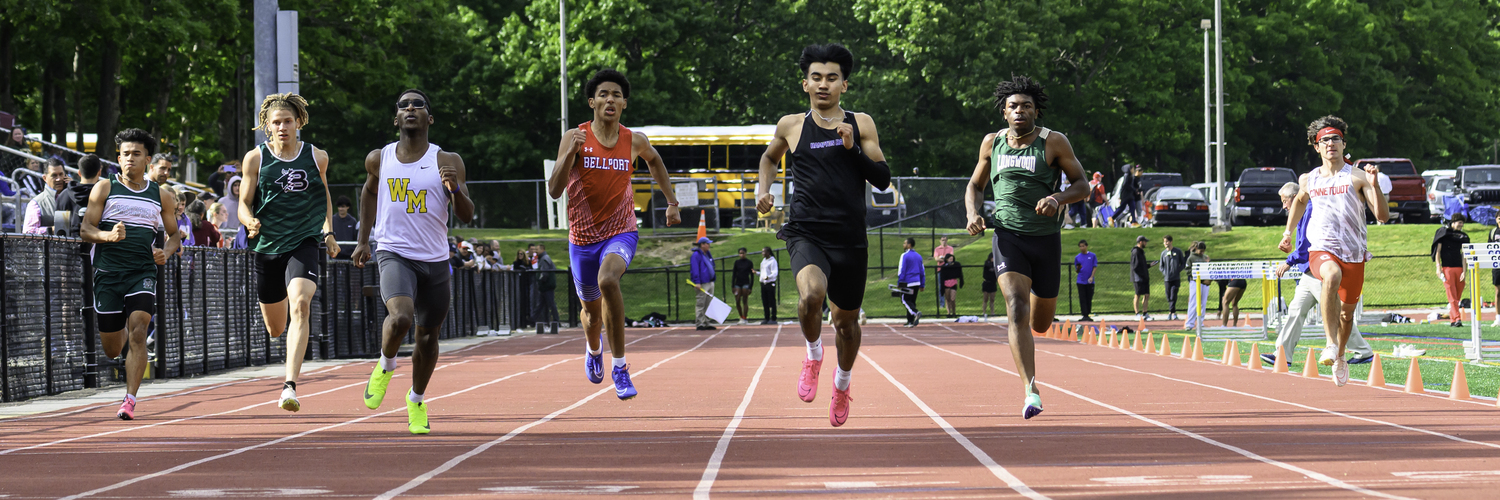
[
  {"left": 1462, "top": 243, "right": 1500, "bottom": 362},
  {"left": 1190, "top": 261, "right": 1275, "bottom": 340}
]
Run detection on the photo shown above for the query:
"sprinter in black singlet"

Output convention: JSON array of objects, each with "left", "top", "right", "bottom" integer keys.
[{"left": 756, "top": 43, "right": 891, "bottom": 427}]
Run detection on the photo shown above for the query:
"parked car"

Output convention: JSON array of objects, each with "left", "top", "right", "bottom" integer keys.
[
  {"left": 1353, "top": 158, "right": 1426, "bottom": 223},
  {"left": 1455, "top": 165, "right": 1500, "bottom": 216},
  {"left": 1423, "top": 169, "right": 1457, "bottom": 220},
  {"left": 1232, "top": 167, "right": 1299, "bottom": 226},
  {"left": 1142, "top": 186, "right": 1211, "bottom": 227},
  {"left": 1190, "top": 182, "right": 1235, "bottom": 225}
]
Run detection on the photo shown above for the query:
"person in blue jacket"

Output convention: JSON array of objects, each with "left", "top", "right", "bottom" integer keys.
[
  {"left": 691, "top": 237, "right": 717, "bottom": 330},
  {"left": 897, "top": 237, "right": 926, "bottom": 327}
]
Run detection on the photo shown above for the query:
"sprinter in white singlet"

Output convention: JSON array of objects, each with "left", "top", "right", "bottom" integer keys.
[
  {"left": 1278, "top": 115, "right": 1387, "bottom": 387},
  {"left": 351, "top": 89, "right": 475, "bottom": 434}
]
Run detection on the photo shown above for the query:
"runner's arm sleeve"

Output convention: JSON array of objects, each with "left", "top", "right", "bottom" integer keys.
[{"left": 851, "top": 148, "right": 891, "bottom": 190}]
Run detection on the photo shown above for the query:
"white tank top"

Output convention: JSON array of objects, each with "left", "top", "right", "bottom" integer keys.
[
  {"left": 372, "top": 142, "right": 450, "bottom": 262},
  {"left": 1305, "top": 164, "right": 1370, "bottom": 263}
]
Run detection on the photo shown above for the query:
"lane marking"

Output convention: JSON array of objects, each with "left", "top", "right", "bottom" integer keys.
[
  {"left": 45, "top": 330, "right": 653, "bottom": 500},
  {"left": 902, "top": 329, "right": 1415, "bottom": 500},
  {"left": 951, "top": 324, "right": 1500, "bottom": 452},
  {"left": 862, "top": 340, "right": 1048, "bottom": 500},
  {"left": 375, "top": 327, "right": 720, "bottom": 500},
  {"left": 1090, "top": 475, "right": 1252, "bottom": 486},
  {"left": 694, "top": 325, "right": 780, "bottom": 499}
]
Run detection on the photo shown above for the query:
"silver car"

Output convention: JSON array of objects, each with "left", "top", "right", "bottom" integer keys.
[{"left": 1423, "top": 169, "right": 1455, "bottom": 219}]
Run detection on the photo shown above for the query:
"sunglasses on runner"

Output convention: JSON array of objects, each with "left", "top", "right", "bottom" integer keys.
[{"left": 396, "top": 99, "right": 427, "bottom": 110}]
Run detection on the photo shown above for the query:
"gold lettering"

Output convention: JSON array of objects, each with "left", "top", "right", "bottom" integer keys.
[
  {"left": 387, "top": 178, "right": 412, "bottom": 202},
  {"left": 407, "top": 189, "right": 427, "bottom": 214}
]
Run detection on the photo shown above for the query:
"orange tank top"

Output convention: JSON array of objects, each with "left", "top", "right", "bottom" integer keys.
[{"left": 566, "top": 121, "right": 637, "bottom": 245}]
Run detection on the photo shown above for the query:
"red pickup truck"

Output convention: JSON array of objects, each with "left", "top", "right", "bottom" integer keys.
[{"left": 1353, "top": 158, "right": 1426, "bottom": 223}]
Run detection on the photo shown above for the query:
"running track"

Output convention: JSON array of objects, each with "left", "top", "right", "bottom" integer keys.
[{"left": 3, "top": 323, "right": 1499, "bottom": 499}]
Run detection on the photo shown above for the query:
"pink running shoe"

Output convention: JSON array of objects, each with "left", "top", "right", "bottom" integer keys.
[
  {"left": 798, "top": 358, "right": 822, "bottom": 403},
  {"left": 117, "top": 398, "right": 136, "bottom": 421},
  {"left": 829, "top": 385, "right": 852, "bottom": 427}
]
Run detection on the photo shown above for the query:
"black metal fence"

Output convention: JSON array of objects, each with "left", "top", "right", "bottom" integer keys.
[{"left": 2, "top": 235, "right": 520, "bottom": 403}]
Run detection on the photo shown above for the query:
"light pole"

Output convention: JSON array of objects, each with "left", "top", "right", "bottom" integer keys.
[
  {"left": 558, "top": 0, "right": 569, "bottom": 137},
  {"left": 1213, "top": 0, "right": 1230, "bottom": 231},
  {"left": 1202, "top": 19, "right": 1212, "bottom": 191}
]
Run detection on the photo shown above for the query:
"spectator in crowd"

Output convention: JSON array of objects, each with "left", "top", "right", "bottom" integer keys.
[
  {"left": 512, "top": 249, "right": 533, "bottom": 328},
  {"left": 186, "top": 200, "right": 221, "bottom": 248},
  {"left": 980, "top": 253, "right": 998, "bottom": 318},
  {"left": 1183, "top": 241, "right": 1211, "bottom": 330},
  {"left": 455, "top": 241, "right": 477, "bottom": 270},
  {"left": 1433, "top": 213, "right": 1471, "bottom": 327},
  {"left": 1220, "top": 270, "right": 1248, "bottom": 327},
  {"left": 198, "top": 192, "right": 218, "bottom": 205},
  {"left": 1130, "top": 235, "right": 1154, "bottom": 320},
  {"left": 1088, "top": 171, "right": 1107, "bottom": 227},
  {"left": 932, "top": 236, "right": 954, "bottom": 309},
  {"left": 1159, "top": 234, "right": 1186, "bottom": 321},
  {"left": 148, "top": 153, "right": 174, "bottom": 184},
  {"left": 690, "top": 237, "right": 716, "bottom": 330},
  {"left": 17, "top": 157, "right": 45, "bottom": 196},
  {"left": 755, "top": 246, "right": 778, "bottom": 325},
  {"left": 535, "top": 244, "right": 559, "bottom": 327},
  {"left": 1113, "top": 164, "right": 1141, "bottom": 226},
  {"left": 221, "top": 175, "right": 243, "bottom": 231},
  {"left": 173, "top": 191, "right": 193, "bottom": 248},
  {"left": 1061, "top": 174, "right": 1088, "bottom": 228},
  {"left": 1074, "top": 239, "right": 1097, "bottom": 322},
  {"left": 22, "top": 158, "right": 71, "bottom": 234},
  {"left": 2, "top": 126, "right": 31, "bottom": 176},
  {"left": 1267, "top": 181, "right": 1375, "bottom": 366},
  {"left": 488, "top": 239, "right": 503, "bottom": 261},
  {"left": 55, "top": 154, "right": 102, "bottom": 238},
  {"left": 897, "top": 237, "right": 925, "bottom": 327},
  {"left": 939, "top": 253, "right": 964, "bottom": 316},
  {"left": 208, "top": 201, "right": 229, "bottom": 234},
  {"left": 206, "top": 162, "right": 234, "bottom": 198},
  {"left": 1490, "top": 212, "right": 1500, "bottom": 327},
  {"left": 331, "top": 195, "right": 358, "bottom": 258},
  {"left": 731, "top": 247, "right": 754, "bottom": 325}
]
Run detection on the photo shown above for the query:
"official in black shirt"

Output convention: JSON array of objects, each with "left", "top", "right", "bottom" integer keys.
[
  {"left": 731, "top": 247, "right": 755, "bottom": 325},
  {"left": 1433, "top": 214, "right": 1471, "bottom": 326}
]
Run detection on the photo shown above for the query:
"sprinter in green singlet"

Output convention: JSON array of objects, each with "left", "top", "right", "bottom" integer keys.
[
  {"left": 82, "top": 128, "right": 181, "bottom": 420},
  {"left": 963, "top": 76, "right": 1089, "bottom": 419},
  {"left": 237, "top": 93, "right": 339, "bottom": 412}
]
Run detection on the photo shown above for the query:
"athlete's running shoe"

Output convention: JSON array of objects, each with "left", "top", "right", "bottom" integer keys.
[
  {"left": 117, "top": 397, "right": 136, "bottom": 421},
  {"left": 612, "top": 364, "right": 638, "bottom": 400},
  {"left": 585, "top": 351, "right": 605, "bottom": 384},
  {"left": 364, "top": 365, "right": 394, "bottom": 410},
  {"left": 829, "top": 385, "right": 853, "bottom": 427},
  {"left": 1332, "top": 358, "right": 1350, "bottom": 387},
  {"left": 1318, "top": 348, "right": 1336, "bottom": 367},
  {"left": 1023, "top": 392, "right": 1044, "bottom": 419},
  {"left": 798, "top": 358, "right": 822, "bottom": 403},
  {"left": 278, "top": 386, "right": 301, "bottom": 412},
  {"left": 407, "top": 393, "right": 430, "bottom": 435}
]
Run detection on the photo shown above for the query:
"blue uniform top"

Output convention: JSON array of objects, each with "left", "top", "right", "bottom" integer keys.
[
  {"left": 1074, "top": 251, "right": 1098, "bottom": 284},
  {"left": 897, "top": 249, "right": 926, "bottom": 287},
  {"left": 1285, "top": 208, "right": 1313, "bottom": 273}
]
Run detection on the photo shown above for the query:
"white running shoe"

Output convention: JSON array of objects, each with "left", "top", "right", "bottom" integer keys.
[
  {"left": 1490, "top": 319, "right": 1500, "bottom": 328},
  {"left": 1318, "top": 349, "right": 1336, "bottom": 366},
  {"left": 278, "top": 387, "right": 300, "bottom": 412},
  {"left": 1332, "top": 358, "right": 1349, "bottom": 387}
]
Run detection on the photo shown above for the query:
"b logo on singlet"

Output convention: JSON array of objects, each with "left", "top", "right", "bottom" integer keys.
[
  {"left": 386, "top": 178, "right": 428, "bottom": 214},
  {"left": 276, "top": 169, "right": 309, "bottom": 192}
]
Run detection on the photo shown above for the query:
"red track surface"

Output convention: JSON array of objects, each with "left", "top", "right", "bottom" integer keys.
[{"left": 3, "top": 323, "right": 1500, "bottom": 499}]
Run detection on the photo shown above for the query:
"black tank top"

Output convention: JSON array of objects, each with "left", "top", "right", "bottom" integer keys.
[{"left": 781, "top": 111, "right": 867, "bottom": 247}]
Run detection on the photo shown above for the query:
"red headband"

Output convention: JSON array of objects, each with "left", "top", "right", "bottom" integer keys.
[{"left": 1315, "top": 127, "right": 1344, "bottom": 142}]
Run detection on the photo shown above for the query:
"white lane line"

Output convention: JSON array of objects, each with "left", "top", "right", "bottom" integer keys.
[
  {"left": 694, "top": 326, "right": 781, "bottom": 499},
  {"left": 951, "top": 325, "right": 1500, "bottom": 451},
  {"left": 865, "top": 327, "right": 1048, "bottom": 500},
  {"left": 3, "top": 338, "right": 574, "bottom": 456},
  {"left": 375, "top": 327, "right": 722, "bottom": 500},
  {"left": 900, "top": 329, "right": 1415, "bottom": 500}
]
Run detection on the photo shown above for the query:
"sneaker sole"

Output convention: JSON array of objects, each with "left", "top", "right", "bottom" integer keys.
[
  {"left": 280, "top": 399, "right": 300, "bottom": 412},
  {"left": 1024, "top": 406, "right": 1044, "bottom": 420}
]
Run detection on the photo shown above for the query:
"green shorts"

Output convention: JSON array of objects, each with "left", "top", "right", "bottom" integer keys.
[{"left": 93, "top": 267, "right": 157, "bottom": 316}]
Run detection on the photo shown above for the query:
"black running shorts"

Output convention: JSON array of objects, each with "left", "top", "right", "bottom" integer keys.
[
  {"left": 255, "top": 237, "right": 321, "bottom": 304},
  {"left": 991, "top": 229, "right": 1061, "bottom": 299},
  {"left": 784, "top": 234, "right": 868, "bottom": 311}
]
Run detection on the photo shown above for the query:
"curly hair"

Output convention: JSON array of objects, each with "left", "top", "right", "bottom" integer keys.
[
  {"left": 115, "top": 128, "right": 157, "bottom": 156},
  {"left": 1305, "top": 115, "right": 1348, "bottom": 145},
  {"left": 992, "top": 75, "right": 1049, "bottom": 117},
  {"left": 584, "top": 69, "right": 631, "bottom": 100},
  {"left": 254, "top": 92, "right": 310, "bottom": 131}
]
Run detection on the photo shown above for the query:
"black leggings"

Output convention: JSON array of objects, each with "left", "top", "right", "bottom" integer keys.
[
  {"left": 1164, "top": 280, "right": 1181, "bottom": 314},
  {"left": 760, "top": 282, "right": 777, "bottom": 322},
  {"left": 1077, "top": 283, "right": 1094, "bottom": 318}
]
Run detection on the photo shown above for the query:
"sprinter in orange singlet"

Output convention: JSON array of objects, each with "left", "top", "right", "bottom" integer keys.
[{"left": 547, "top": 69, "right": 681, "bottom": 400}]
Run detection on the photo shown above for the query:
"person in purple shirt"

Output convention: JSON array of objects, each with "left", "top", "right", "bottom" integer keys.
[
  {"left": 1073, "top": 240, "right": 1098, "bottom": 321},
  {"left": 690, "top": 237, "right": 717, "bottom": 331},
  {"left": 897, "top": 238, "right": 926, "bottom": 327}
]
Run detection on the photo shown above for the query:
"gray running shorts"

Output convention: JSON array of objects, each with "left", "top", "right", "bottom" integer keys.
[{"left": 376, "top": 250, "right": 452, "bottom": 328}]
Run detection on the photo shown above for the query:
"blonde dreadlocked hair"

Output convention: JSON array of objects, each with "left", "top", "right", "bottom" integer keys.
[{"left": 254, "top": 92, "right": 310, "bottom": 131}]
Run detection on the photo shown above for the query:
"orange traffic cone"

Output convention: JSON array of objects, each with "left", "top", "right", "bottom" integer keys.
[
  {"left": 1273, "top": 345, "right": 1289, "bottom": 373},
  {"left": 1069, "top": 326, "right": 1078, "bottom": 342},
  {"left": 1064, "top": 320, "right": 1072, "bottom": 336},
  {"left": 1405, "top": 357, "right": 1424, "bottom": 394},
  {"left": 1131, "top": 330, "right": 1141, "bottom": 351},
  {"left": 1246, "top": 342, "right": 1262, "bottom": 371},
  {"left": 1367, "top": 353, "right": 1385, "bottom": 387},
  {"left": 1144, "top": 332, "right": 1155, "bottom": 354},
  {"left": 1191, "top": 336, "right": 1205, "bottom": 361},
  {"left": 1137, "top": 317, "right": 1146, "bottom": 333},
  {"left": 1223, "top": 341, "right": 1240, "bottom": 367},
  {"left": 1083, "top": 330, "right": 1093, "bottom": 345},
  {"left": 1179, "top": 335, "right": 1192, "bottom": 358},
  {"left": 696, "top": 210, "right": 708, "bottom": 240},
  {"left": 1158, "top": 334, "right": 1172, "bottom": 356},
  {"left": 1450, "top": 363, "right": 1471, "bottom": 401},
  {"left": 1302, "top": 348, "right": 1320, "bottom": 378}
]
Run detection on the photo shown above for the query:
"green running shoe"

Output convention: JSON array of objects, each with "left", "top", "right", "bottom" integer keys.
[
  {"left": 407, "top": 393, "right": 430, "bottom": 435},
  {"left": 363, "top": 365, "right": 393, "bottom": 410}
]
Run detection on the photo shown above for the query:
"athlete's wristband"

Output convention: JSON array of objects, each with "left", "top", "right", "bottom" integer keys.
[
  {"left": 667, "top": 201, "right": 679, "bottom": 207},
  {"left": 323, "top": 232, "right": 336, "bottom": 240},
  {"left": 449, "top": 185, "right": 462, "bottom": 194}
]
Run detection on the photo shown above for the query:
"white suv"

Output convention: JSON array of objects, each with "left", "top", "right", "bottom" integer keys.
[{"left": 1423, "top": 169, "right": 1455, "bottom": 219}]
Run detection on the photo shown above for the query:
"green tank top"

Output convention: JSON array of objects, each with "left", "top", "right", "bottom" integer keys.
[
  {"left": 250, "top": 142, "right": 327, "bottom": 254},
  {"left": 93, "top": 176, "right": 162, "bottom": 273},
  {"left": 990, "top": 128, "right": 1062, "bottom": 236}
]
